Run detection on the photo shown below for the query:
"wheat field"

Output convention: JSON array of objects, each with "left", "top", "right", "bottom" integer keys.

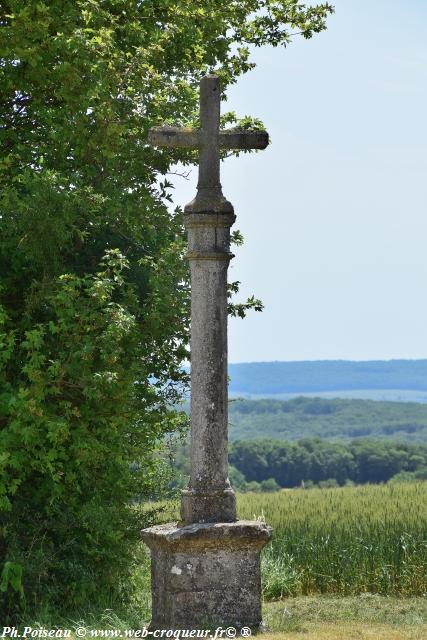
[{"left": 237, "top": 483, "right": 427, "bottom": 597}]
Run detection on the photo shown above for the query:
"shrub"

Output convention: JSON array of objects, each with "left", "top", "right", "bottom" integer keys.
[
  {"left": 260, "top": 478, "right": 281, "bottom": 492},
  {"left": 0, "top": 252, "right": 187, "bottom": 620}
]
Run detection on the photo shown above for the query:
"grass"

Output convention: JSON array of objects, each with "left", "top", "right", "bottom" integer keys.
[
  {"left": 20, "top": 595, "right": 427, "bottom": 640},
  {"left": 262, "top": 594, "right": 427, "bottom": 639},
  {"left": 262, "top": 623, "right": 424, "bottom": 639}
]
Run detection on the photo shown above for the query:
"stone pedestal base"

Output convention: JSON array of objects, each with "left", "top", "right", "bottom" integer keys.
[{"left": 141, "top": 520, "right": 272, "bottom": 630}]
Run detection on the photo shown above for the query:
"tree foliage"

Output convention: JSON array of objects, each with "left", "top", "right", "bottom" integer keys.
[
  {"left": 0, "top": 0, "right": 333, "bottom": 619},
  {"left": 229, "top": 438, "right": 427, "bottom": 487}
]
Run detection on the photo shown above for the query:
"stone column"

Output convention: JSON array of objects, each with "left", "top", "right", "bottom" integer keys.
[
  {"left": 181, "top": 211, "right": 236, "bottom": 524},
  {"left": 141, "top": 75, "right": 272, "bottom": 631}
]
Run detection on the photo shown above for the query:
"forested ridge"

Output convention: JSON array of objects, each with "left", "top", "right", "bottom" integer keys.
[
  {"left": 174, "top": 397, "right": 427, "bottom": 489},
  {"left": 228, "top": 360, "right": 427, "bottom": 394},
  {"left": 228, "top": 396, "right": 427, "bottom": 442}
]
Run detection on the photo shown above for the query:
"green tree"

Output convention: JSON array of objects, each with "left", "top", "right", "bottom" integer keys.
[
  {"left": 260, "top": 477, "right": 280, "bottom": 492},
  {"left": 229, "top": 464, "right": 247, "bottom": 490},
  {"left": 229, "top": 438, "right": 427, "bottom": 488},
  {"left": 0, "top": 0, "right": 333, "bottom": 619}
]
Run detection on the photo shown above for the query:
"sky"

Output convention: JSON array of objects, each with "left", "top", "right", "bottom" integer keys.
[{"left": 170, "top": 0, "right": 427, "bottom": 364}]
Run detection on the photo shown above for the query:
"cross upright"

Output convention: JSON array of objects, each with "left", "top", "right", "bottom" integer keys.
[{"left": 142, "top": 75, "right": 272, "bottom": 631}]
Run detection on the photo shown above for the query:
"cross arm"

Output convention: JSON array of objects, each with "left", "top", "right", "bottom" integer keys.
[
  {"left": 148, "top": 126, "right": 198, "bottom": 148},
  {"left": 148, "top": 126, "right": 269, "bottom": 150},
  {"left": 219, "top": 128, "right": 269, "bottom": 150}
]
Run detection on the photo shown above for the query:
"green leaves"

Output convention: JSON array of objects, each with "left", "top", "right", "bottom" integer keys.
[
  {"left": 0, "top": 562, "right": 24, "bottom": 599},
  {"left": 228, "top": 281, "right": 264, "bottom": 319},
  {"left": 0, "top": 249, "right": 177, "bottom": 616}
]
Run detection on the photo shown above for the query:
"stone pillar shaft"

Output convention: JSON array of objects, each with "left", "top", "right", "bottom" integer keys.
[{"left": 181, "top": 213, "right": 237, "bottom": 524}]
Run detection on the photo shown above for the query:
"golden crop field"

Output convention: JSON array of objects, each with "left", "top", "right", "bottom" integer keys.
[{"left": 237, "top": 483, "right": 427, "bottom": 598}]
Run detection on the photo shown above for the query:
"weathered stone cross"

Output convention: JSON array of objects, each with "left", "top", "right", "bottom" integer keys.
[
  {"left": 149, "top": 75, "right": 268, "bottom": 216},
  {"left": 142, "top": 75, "right": 272, "bottom": 631}
]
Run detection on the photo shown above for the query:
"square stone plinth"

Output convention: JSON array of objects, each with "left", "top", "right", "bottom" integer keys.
[{"left": 141, "top": 520, "right": 272, "bottom": 630}]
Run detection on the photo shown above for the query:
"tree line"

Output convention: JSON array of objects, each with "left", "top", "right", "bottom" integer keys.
[{"left": 228, "top": 438, "right": 427, "bottom": 489}]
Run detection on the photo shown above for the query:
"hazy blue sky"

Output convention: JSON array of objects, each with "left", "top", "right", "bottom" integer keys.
[{"left": 171, "top": 0, "right": 427, "bottom": 363}]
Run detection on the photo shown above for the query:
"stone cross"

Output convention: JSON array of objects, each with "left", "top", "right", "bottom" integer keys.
[
  {"left": 142, "top": 75, "right": 272, "bottom": 631},
  {"left": 149, "top": 76, "right": 268, "bottom": 524},
  {"left": 149, "top": 75, "right": 268, "bottom": 216}
]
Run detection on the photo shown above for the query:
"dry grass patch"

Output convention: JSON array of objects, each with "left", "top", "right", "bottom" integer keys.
[
  {"left": 261, "top": 623, "right": 427, "bottom": 640},
  {"left": 262, "top": 595, "right": 427, "bottom": 639}
]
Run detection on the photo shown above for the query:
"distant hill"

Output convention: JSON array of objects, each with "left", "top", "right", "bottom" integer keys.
[
  {"left": 228, "top": 360, "right": 427, "bottom": 397},
  {"left": 228, "top": 397, "right": 427, "bottom": 443}
]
